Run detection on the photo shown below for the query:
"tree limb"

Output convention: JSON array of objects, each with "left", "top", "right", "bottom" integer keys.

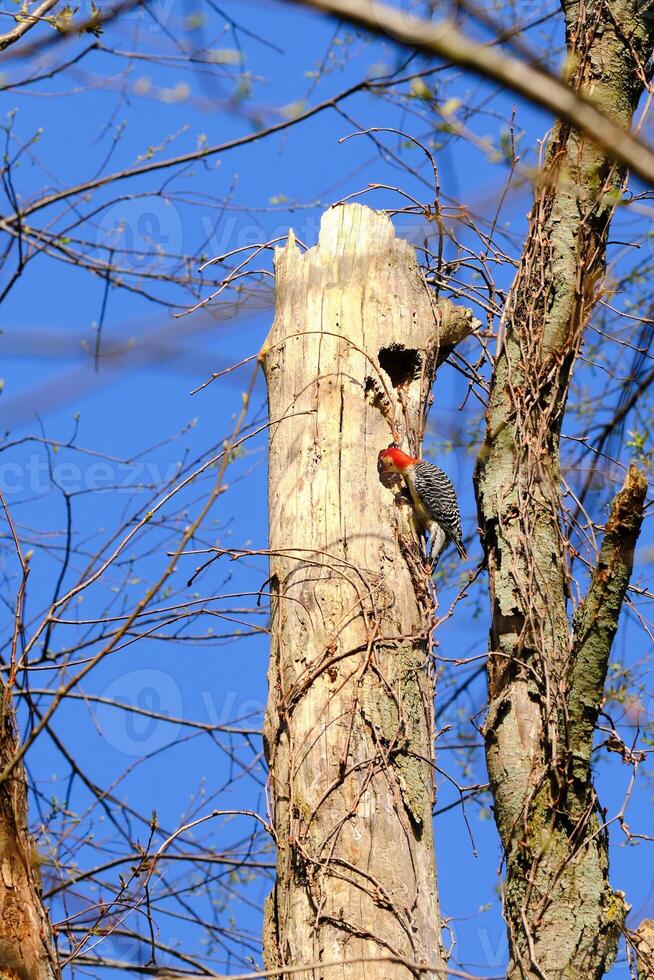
[
  {"left": 569, "top": 464, "right": 647, "bottom": 780},
  {"left": 0, "top": 0, "right": 59, "bottom": 51}
]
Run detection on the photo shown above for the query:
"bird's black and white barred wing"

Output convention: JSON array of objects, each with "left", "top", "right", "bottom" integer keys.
[{"left": 412, "top": 459, "right": 465, "bottom": 553}]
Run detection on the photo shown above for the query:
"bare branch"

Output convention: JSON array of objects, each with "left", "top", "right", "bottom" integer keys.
[
  {"left": 283, "top": 0, "right": 654, "bottom": 186},
  {"left": 0, "top": 0, "right": 59, "bottom": 52}
]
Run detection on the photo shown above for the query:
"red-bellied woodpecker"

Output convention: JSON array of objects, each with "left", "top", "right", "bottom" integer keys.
[{"left": 378, "top": 445, "right": 467, "bottom": 560}]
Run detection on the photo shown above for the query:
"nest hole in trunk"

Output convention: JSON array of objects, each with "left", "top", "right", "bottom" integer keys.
[{"left": 379, "top": 345, "right": 422, "bottom": 389}]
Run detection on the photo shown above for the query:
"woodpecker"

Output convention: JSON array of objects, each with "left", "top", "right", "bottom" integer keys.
[{"left": 378, "top": 445, "right": 467, "bottom": 560}]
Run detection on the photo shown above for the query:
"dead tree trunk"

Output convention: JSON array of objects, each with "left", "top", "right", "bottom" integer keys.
[
  {"left": 0, "top": 695, "right": 58, "bottom": 980},
  {"left": 474, "top": 2, "right": 653, "bottom": 976},
  {"left": 262, "top": 203, "right": 474, "bottom": 978}
]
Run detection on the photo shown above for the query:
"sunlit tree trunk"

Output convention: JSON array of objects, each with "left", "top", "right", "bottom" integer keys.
[
  {"left": 0, "top": 697, "right": 58, "bottom": 979},
  {"left": 475, "top": 2, "right": 653, "bottom": 976},
  {"left": 262, "top": 203, "right": 474, "bottom": 978}
]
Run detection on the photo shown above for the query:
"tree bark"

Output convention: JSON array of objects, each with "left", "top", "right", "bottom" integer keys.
[
  {"left": 262, "top": 203, "right": 475, "bottom": 978},
  {"left": 0, "top": 694, "right": 59, "bottom": 980},
  {"left": 633, "top": 919, "right": 654, "bottom": 979},
  {"left": 474, "top": 2, "right": 653, "bottom": 977}
]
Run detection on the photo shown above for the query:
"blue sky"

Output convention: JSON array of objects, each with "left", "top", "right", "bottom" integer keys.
[{"left": 1, "top": 1, "right": 653, "bottom": 976}]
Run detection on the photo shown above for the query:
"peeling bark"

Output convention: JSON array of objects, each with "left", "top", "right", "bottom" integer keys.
[
  {"left": 0, "top": 695, "right": 58, "bottom": 980},
  {"left": 633, "top": 919, "right": 654, "bottom": 979},
  {"left": 262, "top": 204, "right": 475, "bottom": 978},
  {"left": 474, "top": 3, "right": 653, "bottom": 977}
]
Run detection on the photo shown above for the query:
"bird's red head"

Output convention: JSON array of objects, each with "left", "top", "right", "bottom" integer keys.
[{"left": 378, "top": 445, "right": 418, "bottom": 474}]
